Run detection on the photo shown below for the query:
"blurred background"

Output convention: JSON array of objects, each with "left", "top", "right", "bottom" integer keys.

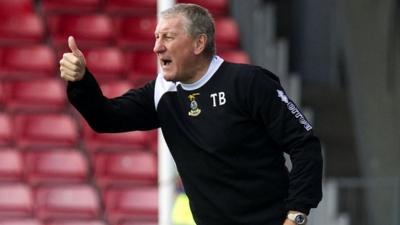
[{"left": 0, "top": 0, "right": 398, "bottom": 225}]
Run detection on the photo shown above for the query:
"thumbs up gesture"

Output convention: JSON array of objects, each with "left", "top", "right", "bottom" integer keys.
[{"left": 59, "top": 36, "right": 86, "bottom": 82}]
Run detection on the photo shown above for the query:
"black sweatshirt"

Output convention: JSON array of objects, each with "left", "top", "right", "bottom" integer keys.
[{"left": 67, "top": 56, "right": 323, "bottom": 225}]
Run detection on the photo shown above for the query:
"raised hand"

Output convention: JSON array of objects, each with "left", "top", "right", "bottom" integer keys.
[{"left": 59, "top": 36, "right": 86, "bottom": 82}]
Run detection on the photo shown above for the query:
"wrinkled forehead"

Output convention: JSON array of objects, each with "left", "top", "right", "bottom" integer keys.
[{"left": 155, "top": 13, "right": 189, "bottom": 34}]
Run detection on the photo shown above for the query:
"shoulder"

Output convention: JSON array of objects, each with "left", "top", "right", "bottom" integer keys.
[{"left": 220, "top": 61, "right": 282, "bottom": 89}]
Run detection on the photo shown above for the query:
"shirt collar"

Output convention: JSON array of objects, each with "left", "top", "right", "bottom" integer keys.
[{"left": 178, "top": 55, "right": 224, "bottom": 91}]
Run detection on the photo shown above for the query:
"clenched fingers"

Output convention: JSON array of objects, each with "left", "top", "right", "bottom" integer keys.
[
  {"left": 60, "top": 52, "right": 85, "bottom": 81},
  {"left": 59, "top": 36, "right": 86, "bottom": 82}
]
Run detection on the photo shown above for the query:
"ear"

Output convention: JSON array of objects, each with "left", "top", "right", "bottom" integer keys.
[{"left": 193, "top": 34, "right": 207, "bottom": 55}]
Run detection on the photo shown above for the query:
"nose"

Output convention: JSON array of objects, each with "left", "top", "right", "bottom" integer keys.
[{"left": 153, "top": 39, "right": 166, "bottom": 54}]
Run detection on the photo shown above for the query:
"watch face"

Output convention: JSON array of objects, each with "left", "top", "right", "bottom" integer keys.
[{"left": 295, "top": 215, "right": 306, "bottom": 224}]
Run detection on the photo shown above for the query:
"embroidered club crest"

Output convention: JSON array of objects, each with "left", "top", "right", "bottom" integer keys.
[{"left": 188, "top": 93, "right": 201, "bottom": 117}]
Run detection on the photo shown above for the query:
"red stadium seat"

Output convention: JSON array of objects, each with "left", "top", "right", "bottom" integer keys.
[
  {"left": 3, "top": 79, "right": 66, "bottom": 112},
  {"left": 0, "top": 219, "right": 43, "bottom": 225},
  {"left": 219, "top": 50, "right": 250, "bottom": 64},
  {"left": 105, "top": 186, "right": 158, "bottom": 224},
  {"left": 42, "top": 0, "right": 101, "bottom": 14},
  {"left": 0, "top": 0, "right": 35, "bottom": 16},
  {"left": 24, "top": 149, "right": 88, "bottom": 184},
  {"left": 82, "top": 121, "right": 157, "bottom": 152},
  {"left": 125, "top": 51, "right": 157, "bottom": 86},
  {"left": 215, "top": 18, "right": 240, "bottom": 50},
  {"left": 119, "top": 221, "right": 158, "bottom": 225},
  {"left": 14, "top": 114, "right": 79, "bottom": 150},
  {"left": 100, "top": 81, "right": 134, "bottom": 98},
  {"left": 36, "top": 185, "right": 101, "bottom": 220},
  {"left": 0, "top": 81, "right": 4, "bottom": 107},
  {"left": 48, "top": 15, "right": 114, "bottom": 49},
  {"left": 0, "top": 148, "right": 23, "bottom": 182},
  {"left": 84, "top": 47, "right": 126, "bottom": 81},
  {"left": 0, "top": 183, "right": 34, "bottom": 218},
  {"left": 0, "top": 112, "right": 13, "bottom": 146},
  {"left": 115, "top": 16, "right": 157, "bottom": 50},
  {"left": 0, "top": 14, "right": 45, "bottom": 45},
  {"left": 104, "top": 0, "right": 156, "bottom": 16},
  {"left": 46, "top": 221, "right": 106, "bottom": 225},
  {"left": 94, "top": 150, "right": 157, "bottom": 187},
  {"left": 0, "top": 45, "right": 56, "bottom": 80},
  {"left": 177, "top": 0, "right": 229, "bottom": 16}
]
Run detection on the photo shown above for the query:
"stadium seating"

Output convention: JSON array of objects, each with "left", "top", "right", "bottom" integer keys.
[
  {"left": 0, "top": 183, "right": 34, "bottom": 218},
  {"left": 14, "top": 113, "right": 79, "bottom": 150},
  {"left": 35, "top": 185, "right": 101, "bottom": 220},
  {"left": 0, "top": 112, "right": 13, "bottom": 146},
  {"left": 24, "top": 149, "right": 88, "bottom": 184},
  {"left": 100, "top": 80, "right": 134, "bottom": 98},
  {"left": 0, "top": 148, "right": 23, "bottom": 182},
  {"left": 0, "top": 45, "right": 56, "bottom": 80},
  {"left": 104, "top": 0, "right": 157, "bottom": 16},
  {"left": 0, "top": 0, "right": 35, "bottom": 16},
  {"left": 82, "top": 121, "right": 157, "bottom": 152},
  {"left": 48, "top": 15, "right": 114, "bottom": 49},
  {"left": 0, "top": 1, "right": 247, "bottom": 224},
  {"left": 94, "top": 150, "right": 157, "bottom": 187},
  {"left": 0, "top": 14, "right": 45, "bottom": 45},
  {"left": 219, "top": 50, "right": 250, "bottom": 64},
  {"left": 177, "top": 0, "right": 229, "bottom": 16},
  {"left": 115, "top": 16, "right": 157, "bottom": 50},
  {"left": 46, "top": 221, "right": 107, "bottom": 225},
  {"left": 104, "top": 186, "right": 158, "bottom": 224},
  {"left": 0, "top": 219, "right": 43, "bottom": 225},
  {"left": 83, "top": 47, "right": 126, "bottom": 81},
  {"left": 3, "top": 79, "right": 66, "bottom": 112},
  {"left": 41, "top": 0, "right": 101, "bottom": 14},
  {"left": 119, "top": 221, "right": 158, "bottom": 225},
  {"left": 0, "top": 81, "right": 4, "bottom": 107},
  {"left": 215, "top": 17, "right": 240, "bottom": 50},
  {"left": 125, "top": 51, "right": 157, "bottom": 86}
]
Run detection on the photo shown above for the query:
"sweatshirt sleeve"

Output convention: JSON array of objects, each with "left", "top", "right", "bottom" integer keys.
[
  {"left": 67, "top": 69, "right": 160, "bottom": 132},
  {"left": 247, "top": 67, "right": 323, "bottom": 215}
]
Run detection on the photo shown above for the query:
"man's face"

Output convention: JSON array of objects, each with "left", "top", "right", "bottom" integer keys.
[{"left": 153, "top": 15, "right": 198, "bottom": 83}]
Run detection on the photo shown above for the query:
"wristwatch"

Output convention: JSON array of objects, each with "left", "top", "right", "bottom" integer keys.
[{"left": 287, "top": 212, "right": 307, "bottom": 225}]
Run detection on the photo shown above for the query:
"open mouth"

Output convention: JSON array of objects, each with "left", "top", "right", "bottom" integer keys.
[{"left": 161, "top": 59, "right": 172, "bottom": 66}]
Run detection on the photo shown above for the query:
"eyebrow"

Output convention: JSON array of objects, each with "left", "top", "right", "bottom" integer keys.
[{"left": 155, "top": 31, "right": 179, "bottom": 36}]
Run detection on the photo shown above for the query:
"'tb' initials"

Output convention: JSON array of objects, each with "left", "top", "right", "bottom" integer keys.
[{"left": 210, "top": 92, "right": 226, "bottom": 107}]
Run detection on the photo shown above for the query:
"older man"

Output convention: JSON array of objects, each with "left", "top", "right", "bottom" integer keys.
[{"left": 60, "top": 3, "right": 322, "bottom": 225}]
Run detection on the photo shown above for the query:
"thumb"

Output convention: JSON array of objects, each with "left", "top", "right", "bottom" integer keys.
[
  {"left": 68, "top": 36, "right": 80, "bottom": 55},
  {"left": 68, "top": 36, "right": 86, "bottom": 64}
]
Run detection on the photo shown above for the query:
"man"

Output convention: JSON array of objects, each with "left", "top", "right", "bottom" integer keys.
[{"left": 60, "top": 3, "right": 322, "bottom": 225}]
